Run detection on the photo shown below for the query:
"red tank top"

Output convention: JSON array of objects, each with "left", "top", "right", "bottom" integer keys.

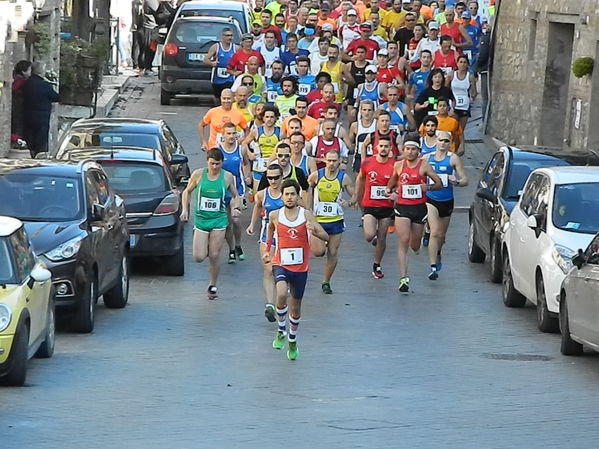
[
  {"left": 369, "top": 130, "right": 400, "bottom": 158},
  {"left": 396, "top": 159, "right": 427, "bottom": 205},
  {"left": 271, "top": 208, "right": 311, "bottom": 272},
  {"left": 360, "top": 156, "right": 395, "bottom": 208},
  {"left": 440, "top": 22, "right": 463, "bottom": 46},
  {"left": 433, "top": 49, "right": 458, "bottom": 72},
  {"left": 315, "top": 136, "right": 342, "bottom": 169}
]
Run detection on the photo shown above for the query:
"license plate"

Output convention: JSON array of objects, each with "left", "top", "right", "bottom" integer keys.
[
  {"left": 129, "top": 235, "right": 137, "bottom": 247},
  {"left": 187, "top": 53, "right": 205, "bottom": 61}
]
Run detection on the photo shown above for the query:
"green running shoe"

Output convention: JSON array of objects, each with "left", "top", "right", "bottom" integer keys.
[
  {"left": 272, "top": 331, "right": 286, "bottom": 350},
  {"left": 236, "top": 246, "right": 245, "bottom": 261},
  {"left": 287, "top": 341, "right": 298, "bottom": 360},
  {"left": 321, "top": 282, "right": 333, "bottom": 294},
  {"left": 264, "top": 304, "right": 276, "bottom": 322},
  {"left": 398, "top": 277, "right": 410, "bottom": 293}
]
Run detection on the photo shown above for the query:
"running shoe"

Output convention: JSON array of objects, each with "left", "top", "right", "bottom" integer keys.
[
  {"left": 428, "top": 266, "right": 439, "bottom": 280},
  {"left": 372, "top": 264, "right": 384, "bottom": 279},
  {"left": 207, "top": 285, "right": 218, "bottom": 300},
  {"left": 398, "top": 277, "right": 410, "bottom": 293},
  {"left": 422, "top": 230, "right": 430, "bottom": 247},
  {"left": 371, "top": 235, "right": 378, "bottom": 247},
  {"left": 273, "top": 331, "right": 286, "bottom": 350},
  {"left": 242, "top": 198, "right": 248, "bottom": 210},
  {"left": 264, "top": 304, "right": 276, "bottom": 322},
  {"left": 228, "top": 250, "right": 236, "bottom": 264},
  {"left": 287, "top": 341, "right": 299, "bottom": 360},
  {"left": 322, "top": 282, "right": 333, "bottom": 294},
  {"left": 236, "top": 246, "right": 245, "bottom": 261},
  {"left": 436, "top": 253, "right": 442, "bottom": 271}
]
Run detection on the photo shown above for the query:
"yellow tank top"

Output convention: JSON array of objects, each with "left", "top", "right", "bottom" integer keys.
[
  {"left": 314, "top": 169, "right": 344, "bottom": 223},
  {"left": 322, "top": 61, "right": 343, "bottom": 103},
  {"left": 234, "top": 103, "right": 253, "bottom": 124},
  {"left": 253, "top": 126, "right": 281, "bottom": 172}
]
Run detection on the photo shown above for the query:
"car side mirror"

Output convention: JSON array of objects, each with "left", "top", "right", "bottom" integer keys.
[
  {"left": 169, "top": 154, "right": 189, "bottom": 165},
  {"left": 28, "top": 265, "right": 52, "bottom": 288},
  {"left": 572, "top": 248, "right": 586, "bottom": 270},
  {"left": 476, "top": 187, "right": 496, "bottom": 204},
  {"left": 91, "top": 203, "right": 105, "bottom": 221},
  {"left": 526, "top": 214, "right": 538, "bottom": 229}
]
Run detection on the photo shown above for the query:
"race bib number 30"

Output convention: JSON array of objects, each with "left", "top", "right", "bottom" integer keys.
[
  {"left": 316, "top": 202, "right": 339, "bottom": 217},
  {"left": 401, "top": 184, "right": 422, "bottom": 199},
  {"left": 370, "top": 186, "right": 387, "bottom": 200},
  {"left": 200, "top": 196, "right": 221, "bottom": 212},
  {"left": 280, "top": 248, "right": 303, "bottom": 265}
]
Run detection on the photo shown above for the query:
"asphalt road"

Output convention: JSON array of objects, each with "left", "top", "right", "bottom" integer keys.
[{"left": 3, "top": 76, "right": 599, "bottom": 449}]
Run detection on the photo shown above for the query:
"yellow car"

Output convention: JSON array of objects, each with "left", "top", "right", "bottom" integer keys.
[{"left": 0, "top": 216, "right": 55, "bottom": 386}]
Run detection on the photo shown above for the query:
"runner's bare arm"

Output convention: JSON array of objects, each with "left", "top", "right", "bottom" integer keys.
[
  {"left": 403, "top": 104, "right": 416, "bottom": 131},
  {"left": 457, "top": 25, "right": 473, "bottom": 48},
  {"left": 386, "top": 162, "right": 400, "bottom": 193},
  {"left": 422, "top": 162, "right": 443, "bottom": 191},
  {"left": 469, "top": 73, "right": 478, "bottom": 102},
  {"left": 451, "top": 154, "right": 469, "bottom": 186},
  {"left": 261, "top": 212, "right": 278, "bottom": 263},
  {"left": 306, "top": 171, "right": 317, "bottom": 212},
  {"left": 246, "top": 190, "right": 264, "bottom": 235},
  {"left": 360, "top": 134, "right": 371, "bottom": 160},
  {"left": 348, "top": 121, "right": 358, "bottom": 154},
  {"left": 352, "top": 171, "right": 364, "bottom": 207},
  {"left": 241, "top": 129, "right": 257, "bottom": 160},
  {"left": 304, "top": 210, "right": 329, "bottom": 242},
  {"left": 342, "top": 173, "right": 356, "bottom": 206},
  {"left": 180, "top": 169, "right": 202, "bottom": 221},
  {"left": 198, "top": 121, "right": 208, "bottom": 151},
  {"left": 205, "top": 44, "right": 218, "bottom": 68},
  {"left": 240, "top": 147, "right": 252, "bottom": 186},
  {"left": 225, "top": 172, "right": 242, "bottom": 215}
]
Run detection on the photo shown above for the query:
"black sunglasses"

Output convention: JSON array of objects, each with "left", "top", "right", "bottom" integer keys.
[
  {"left": 438, "top": 138, "right": 450, "bottom": 142},
  {"left": 242, "top": 82, "right": 254, "bottom": 86},
  {"left": 267, "top": 175, "right": 281, "bottom": 180},
  {"left": 277, "top": 153, "right": 291, "bottom": 158}
]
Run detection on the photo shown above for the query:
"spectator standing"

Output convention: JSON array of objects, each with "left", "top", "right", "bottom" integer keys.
[{"left": 11, "top": 60, "right": 31, "bottom": 148}]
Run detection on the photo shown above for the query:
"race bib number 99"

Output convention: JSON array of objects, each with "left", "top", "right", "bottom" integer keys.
[
  {"left": 401, "top": 184, "right": 422, "bottom": 199},
  {"left": 200, "top": 196, "right": 221, "bottom": 212},
  {"left": 370, "top": 186, "right": 387, "bottom": 200},
  {"left": 280, "top": 248, "right": 303, "bottom": 265}
]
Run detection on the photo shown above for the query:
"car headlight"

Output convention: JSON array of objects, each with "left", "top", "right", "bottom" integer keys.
[
  {"left": 552, "top": 244, "right": 575, "bottom": 274},
  {"left": 0, "top": 304, "right": 12, "bottom": 333},
  {"left": 45, "top": 236, "right": 84, "bottom": 262}
]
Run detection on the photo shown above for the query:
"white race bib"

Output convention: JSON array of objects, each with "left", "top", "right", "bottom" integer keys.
[
  {"left": 463, "top": 50, "right": 473, "bottom": 61},
  {"left": 401, "top": 184, "right": 422, "bottom": 199},
  {"left": 389, "top": 124, "right": 400, "bottom": 133},
  {"left": 267, "top": 90, "right": 278, "bottom": 103},
  {"left": 215, "top": 133, "right": 223, "bottom": 145},
  {"left": 316, "top": 202, "right": 339, "bottom": 217},
  {"left": 200, "top": 196, "right": 221, "bottom": 212},
  {"left": 280, "top": 248, "right": 303, "bottom": 266},
  {"left": 370, "top": 186, "right": 387, "bottom": 200},
  {"left": 441, "top": 66, "right": 453, "bottom": 75},
  {"left": 455, "top": 95, "right": 469, "bottom": 109},
  {"left": 429, "top": 174, "right": 448, "bottom": 187},
  {"left": 298, "top": 84, "right": 311, "bottom": 95},
  {"left": 254, "top": 157, "right": 268, "bottom": 172},
  {"left": 216, "top": 67, "right": 229, "bottom": 78}
]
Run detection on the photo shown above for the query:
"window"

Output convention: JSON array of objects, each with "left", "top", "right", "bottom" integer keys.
[
  {"left": 519, "top": 173, "right": 543, "bottom": 216},
  {"left": 480, "top": 152, "right": 502, "bottom": 188},
  {"left": 174, "top": 21, "right": 241, "bottom": 47},
  {"left": 100, "top": 162, "right": 167, "bottom": 194},
  {"left": 93, "top": 171, "right": 111, "bottom": 205},
  {"left": 488, "top": 153, "right": 505, "bottom": 196},
  {"left": 0, "top": 238, "right": 16, "bottom": 284},
  {"left": 552, "top": 182, "right": 599, "bottom": 234},
  {"left": 9, "top": 229, "right": 35, "bottom": 282},
  {"left": 587, "top": 235, "right": 599, "bottom": 265}
]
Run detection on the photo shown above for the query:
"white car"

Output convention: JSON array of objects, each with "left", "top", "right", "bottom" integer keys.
[{"left": 502, "top": 167, "right": 599, "bottom": 332}]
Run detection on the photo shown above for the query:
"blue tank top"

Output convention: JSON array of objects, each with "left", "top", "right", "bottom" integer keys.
[
  {"left": 294, "top": 154, "right": 309, "bottom": 176},
  {"left": 211, "top": 43, "right": 235, "bottom": 85},
  {"left": 265, "top": 78, "right": 283, "bottom": 103},
  {"left": 358, "top": 82, "right": 381, "bottom": 107},
  {"left": 219, "top": 144, "right": 244, "bottom": 196},
  {"left": 381, "top": 102, "right": 406, "bottom": 131},
  {"left": 420, "top": 136, "right": 437, "bottom": 155},
  {"left": 427, "top": 153, "right": 454, "bottom": 202},
  {"left": 297, "top": 74, "right": 316, "bottom": 96},
  {"left": 259, "top": 188, "right": 284, "bottom": 242}
]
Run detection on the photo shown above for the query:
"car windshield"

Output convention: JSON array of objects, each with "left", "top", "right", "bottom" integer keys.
[
  {"left": 99, "top": 161, "right": 167, "bottom": 194},
  {"left": 59, "top": 132, "right": 160, "bottom": 155},
  {"left": 553, "top": 182, "right": 599, "bottom": 234},
  {"left": 180, "top": 10, "right": 246, "bottom": 31},
  {"left": 0, "top": 238, "right": 15, "bottom": 284},
  {"left": 174, "top": 21, "right": 241, "bottom": 47},
  {"left": 503, "top": 159, "right": 568, "bottom": 200},
  {"left": 0, "top": 174, "right": 82, "bottom": 221}
]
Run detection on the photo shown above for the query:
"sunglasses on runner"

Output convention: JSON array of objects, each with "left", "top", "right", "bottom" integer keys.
[
  {"left": 438, "top": 138, "right": 450, "bottom": 142},
  {"left": 267, "top": 175, "right": 281, "bottom": 180},
  {"left": 277, "top": 153, "right": 291, "bottom": 158},
  {"left": 242, "top": 82, "right": 254, "bottom": 86}
]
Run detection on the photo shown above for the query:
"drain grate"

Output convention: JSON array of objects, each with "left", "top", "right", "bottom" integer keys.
[{"left": 482, "top": 353, "right": 553, "bottom": 362}]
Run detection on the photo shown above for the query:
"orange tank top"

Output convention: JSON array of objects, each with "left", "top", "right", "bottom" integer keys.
[{"left": 272, "top": 207, "right": 311, "bottom": 272}]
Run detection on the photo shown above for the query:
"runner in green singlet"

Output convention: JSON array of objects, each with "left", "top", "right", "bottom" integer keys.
[{"left": 181, "top": 149, "right": 241, "bottom": 300}]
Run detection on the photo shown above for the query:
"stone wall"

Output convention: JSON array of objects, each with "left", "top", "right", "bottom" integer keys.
[{"left": 489, "top": 0, "right": 599, "bottom": 150}]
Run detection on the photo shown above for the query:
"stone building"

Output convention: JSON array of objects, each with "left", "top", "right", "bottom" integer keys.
[{"left": 489, "top": 0, "right": 599, "bottom": 151}]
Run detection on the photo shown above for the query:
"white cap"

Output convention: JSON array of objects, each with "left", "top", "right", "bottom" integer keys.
[{"left": 348, "top": 8, "right": 357, "bottom": 15}]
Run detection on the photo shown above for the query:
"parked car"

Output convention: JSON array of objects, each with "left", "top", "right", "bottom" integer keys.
[
  {"left": 63, "top": 148, "right": 185, "bottom": 276},
  {"left": 172, "top": 0, "right": 251, "bottom": 33},
  {"left": 160, "top": 16, "right": 242, "bottom": 105},
  {"left": 0, "top": 216, "right": 55, "bottom": 386},
  {"left": 502, "top": 167, "right": 599, "bottom": 333},
  {"left": 51, "top": 118, "right": 190, "bottom": 185},
  {"left": 0, "top": 159, "right": 130, "bottom": 333},
  {"left": 559, "top": 233, "right": 599, "bottom": 355},
  {"left": 469, "top": 146, "right": 597, "bottom": 283}
]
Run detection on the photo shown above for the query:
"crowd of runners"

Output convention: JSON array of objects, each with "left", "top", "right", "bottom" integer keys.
[{"left": 182, "top": 0, "right": 492, "bottom": 359}]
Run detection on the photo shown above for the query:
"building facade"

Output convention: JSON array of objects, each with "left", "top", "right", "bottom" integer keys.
[{"left": 489, "top": 0, "right": 599, "bottom": 151}]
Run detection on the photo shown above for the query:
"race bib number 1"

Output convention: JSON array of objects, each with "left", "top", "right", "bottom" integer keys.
[
  {"left": 280, "top": 248, "right": 303, "bottom": 266},
  {"left": 370, "top": 186, "right": 387, "bottom": 200},
  {"left": 401, "top": 184, "right": 422, "bottom": 199},
  {"left": 200, "top": 196, "right": 221, "bottom": 212}
]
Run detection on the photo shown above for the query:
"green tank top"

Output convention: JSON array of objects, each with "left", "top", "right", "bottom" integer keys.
[{"left": 194, "top": 168, "right": 228, "bottom": 231}]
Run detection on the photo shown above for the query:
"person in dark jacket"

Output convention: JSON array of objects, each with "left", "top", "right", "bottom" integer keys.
[
  {"left": 475, "top": 23, "right": 491, "bottom": 120},
  {"left": 23, "top": 61, "right": 60, "bottom": 157},
  {"left": 11, "top": 60, "right": 32, "bottom": 148}
]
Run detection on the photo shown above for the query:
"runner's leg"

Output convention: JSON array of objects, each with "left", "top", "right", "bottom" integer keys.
[
  {"left": 374, "top": 217, "right": 392, "bottom": 265},
  {"left": 323, "top": 233, "right": 342, "bottom": 283},
  {"left": 410, "top": 222, "right": 425, "bottom": 253},
  {"left": 396, "top": 217, "right": 412, "bottom": 278},
  {"left": 192, "top": 229, "right": 209, "bottom": 263},
  {"left": 363, "top": 214, "right": 378, "bottom": 243},
  {"left": 310, "top": 233, "right": 327, "bottom": 257},
  {"left": 260, "top": 243, "right": 276, "bottom": 306},
  {"left": 207, "top": 229, "right": 227, "bottom": 286},
  {"left": 426, "top": 203, "right": 442, "bottom": 266}
]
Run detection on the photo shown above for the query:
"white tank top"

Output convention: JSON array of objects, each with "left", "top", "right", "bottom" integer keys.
[
  {"left": 261, "top": 46, "right": 281, "bottom": 78},
  {"left": 451, "top": 71, "right": 470, "bottom": 111},
  {"left": 356, "top": 118, "right": 377, "bottom": 156}
]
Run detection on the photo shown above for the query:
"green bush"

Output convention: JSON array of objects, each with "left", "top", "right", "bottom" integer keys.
[
  {"left": 572, "top": 57, "right": 594, "bottom": 78},
  {"left": 32, "top": 23, "right": 52, "bottom": 59}
]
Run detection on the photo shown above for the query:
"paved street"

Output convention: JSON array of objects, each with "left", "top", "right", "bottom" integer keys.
[{"left": 3, "top": 77, "right": 599, "bottom": 449}]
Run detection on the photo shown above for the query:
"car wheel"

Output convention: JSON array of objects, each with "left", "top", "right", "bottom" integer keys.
[
  {"left": 467, "top": 219, "right": 485, "bottom": 263},
  {"left": 536, "top": 274, "right": 559, "bottom": 333},
  {"left": 3, "top": 324, "right": 29, "bottom": 386},
  {"left": 72, "top": 276, "right": 96, "bottom": 333},
  {"left": 489, "top": 236, "right": 502, "bottom": 283},
  {"left": 163, "top": 242, "right": 184, "bottom": 276},
  {"left": 502, "top": 253, "right": 526, "bottom": 308},
  {"left": 103, "top": 255, "right": 130, "bottom": 309},
  {"left": 160, "top": 88, "right": 171, "bottom": 106},
  {"left": 560, "top": 292, "right": 583, "bottom": 356},
  {"left": 35, "top": 296, "right": 55, "bottom": 358}
]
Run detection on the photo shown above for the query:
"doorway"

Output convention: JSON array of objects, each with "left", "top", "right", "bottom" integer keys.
[{"left": 540, "top": 22, "right": 575, "bottom": 147}]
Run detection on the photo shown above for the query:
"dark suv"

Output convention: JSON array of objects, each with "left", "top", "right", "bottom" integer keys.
[
  {"left": 0, "top": 159, "right": 129, "bottom": 333},
  {"left": 63, "top": 148, "right": 185, "bottom": 276},
  {"left": 160, "top": 16, "right": 242, "bottom": 105}
]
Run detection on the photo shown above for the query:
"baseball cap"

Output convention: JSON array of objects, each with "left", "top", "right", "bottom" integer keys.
[
  {"left": 365, "top": 64, "right": 377, "bottom": 73},
  {"left": 241, "top": 33, "right": 253, "bottom": 40},
  {"left": 348, "top": 8, "right": 357, "bottom": 15},
  {"left": 360, "top": 21, "right": 372, "bottom": 30},
  {"left": 428, "top": 21, "right": 439, "bottom": 30},
  {"left": 377, "top": 49, "right": 389, "bottom": 56},
  {"left": 461, "top": 10, "right": 471, "bottom": 19}
]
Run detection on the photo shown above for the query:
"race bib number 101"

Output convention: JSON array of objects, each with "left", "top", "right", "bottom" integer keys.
[{"left": 401, "top": 184, "right": 422, "bottom": 199}]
